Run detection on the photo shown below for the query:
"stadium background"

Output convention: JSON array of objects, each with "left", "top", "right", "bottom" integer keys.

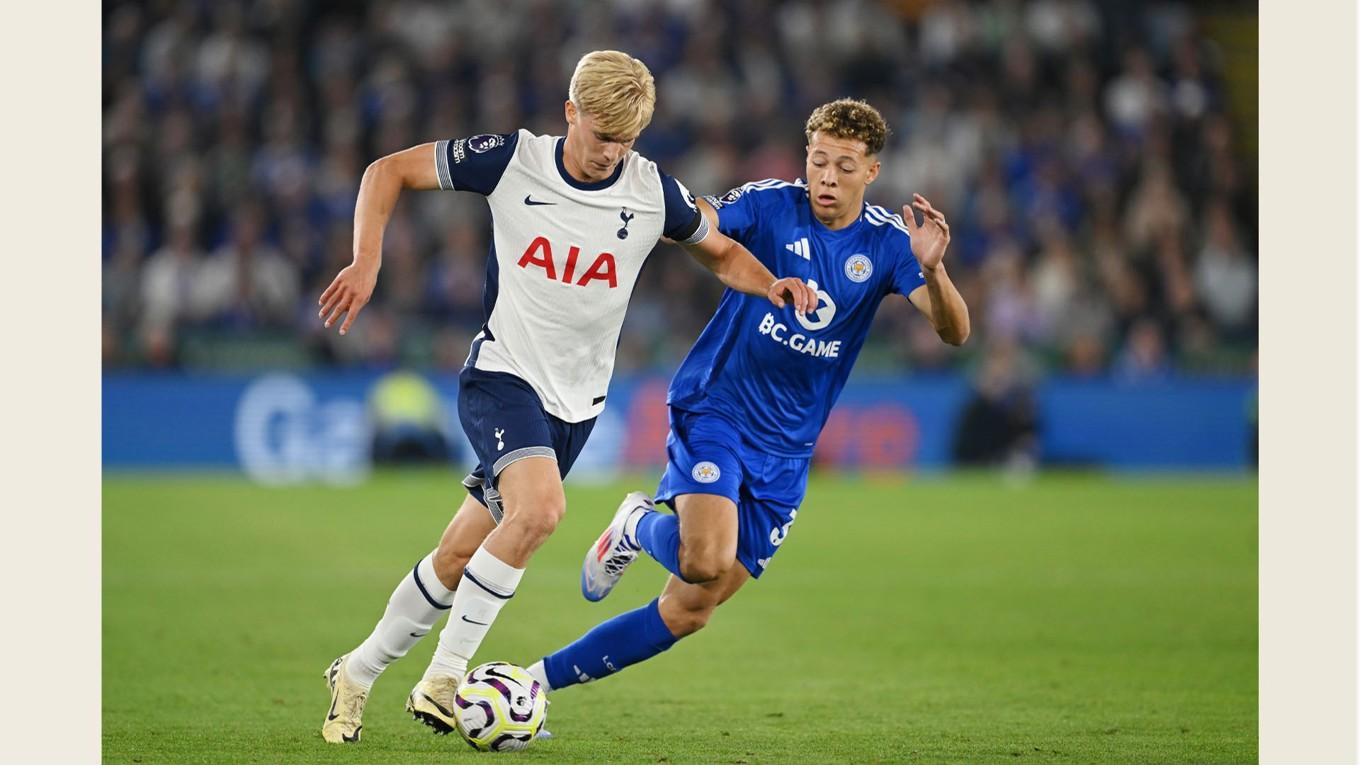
[
  {"left": 102, "top": 1, "right": 1259, "bottom": 762},
  {"left": 102, "top": 0, "right": 1257, "bottom": 479}
]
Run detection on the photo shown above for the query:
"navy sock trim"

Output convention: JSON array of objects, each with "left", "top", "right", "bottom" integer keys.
[
  {"left": 412, "top": 563, "right": 452, "bottom": 610},
  {"left": 463, "top": 568, "right": 514, "bottom": 600}
]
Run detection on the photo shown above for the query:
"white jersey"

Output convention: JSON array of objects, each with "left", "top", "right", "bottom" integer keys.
[{"left": 433, "top": 130, "right": 710, "bottom": 423}]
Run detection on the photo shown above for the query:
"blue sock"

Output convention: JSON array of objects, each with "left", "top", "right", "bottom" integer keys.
[
  {"left": 634, "top": 510, "right": 684, "bottom": 579},
  {"left": 542, "top": 598, "right": 678, "bottom": 691}
]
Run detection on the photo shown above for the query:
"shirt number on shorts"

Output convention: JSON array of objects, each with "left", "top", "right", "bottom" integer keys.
[{"left": 769, "top": 509, "right": 798, "bottom": 547}]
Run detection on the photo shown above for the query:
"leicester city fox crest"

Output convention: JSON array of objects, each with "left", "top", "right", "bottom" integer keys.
[
  {"left": 692, "top": 461, "right": 721, "bottom": 483},
  {"left": 844, "top": 254, "right": 872, "bottom": 283}
]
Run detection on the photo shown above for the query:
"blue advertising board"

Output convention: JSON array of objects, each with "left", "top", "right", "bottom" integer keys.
[{"left": 103, "top": 372, "right": 1255, "bottom": 479}]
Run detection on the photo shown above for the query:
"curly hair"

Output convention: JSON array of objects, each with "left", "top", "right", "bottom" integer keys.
[{"left": 804, "top": 98, "right": 889, "bottom": 156}]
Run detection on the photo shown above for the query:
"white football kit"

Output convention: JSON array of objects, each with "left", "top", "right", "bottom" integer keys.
[
  {"left": 327, "top": 130, "right": 718, "bottom": 726},
  {"left": 434, "top": 130, "right": 710, "bottom": 423}
]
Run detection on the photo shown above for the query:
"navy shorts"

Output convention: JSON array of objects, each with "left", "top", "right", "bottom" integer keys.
[
  {"left": 459, "top": 367, "right": 596, "bottom": 523},
  {"left": 654, "top": 407, "right": 810, "bottom": 578}
]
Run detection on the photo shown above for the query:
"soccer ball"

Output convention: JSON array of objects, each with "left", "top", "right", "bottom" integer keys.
[{"left": 453, "top": 662, "right": 548, "bottom": 752}]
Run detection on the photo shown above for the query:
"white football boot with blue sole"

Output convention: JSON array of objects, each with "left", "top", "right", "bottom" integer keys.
[{"left": 580, "top": 491, "right": 652, "bottom": 602}]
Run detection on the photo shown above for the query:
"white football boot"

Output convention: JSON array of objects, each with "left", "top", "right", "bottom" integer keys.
[
  {"left": 406, "top": 675, "right": 461, "bottom": 734},
  {"left": 581, "top": 491, "right": 652, "bottom": 602},
  {"left": 408, "top": 674, "right": 556, "bottom": 740},
  {"left": 321, "top": 654, "right": 368, "bottom": 744}
]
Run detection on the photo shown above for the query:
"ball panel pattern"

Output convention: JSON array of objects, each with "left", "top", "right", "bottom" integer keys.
[{"left": 453, "top": 662, "right": 549, "bottom": 752}]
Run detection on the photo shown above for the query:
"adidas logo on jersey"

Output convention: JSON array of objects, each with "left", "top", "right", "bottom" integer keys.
[
  {"left": 784, "top": 238, "right": 811, "bottom": 260},
  {"left": 517, "top": 236, "right": 618, "bottom": 288}
]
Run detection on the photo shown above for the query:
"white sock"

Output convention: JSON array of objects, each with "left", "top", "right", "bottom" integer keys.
[
  {"left": 424, "top": 545, "right": 524, "bottom": 681},
  {"left": 348, "top": 552, "right": 454, "bottom": 690},
  {"left": 623, "top": 503, "right": 648, "bottom": 549},
  {"left": 526, "top": 660, "right": 552, "bottom": 692}
]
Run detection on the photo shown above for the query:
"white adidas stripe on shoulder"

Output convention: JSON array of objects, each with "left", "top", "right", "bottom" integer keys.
[
  {"left": 866, "top": 204, "right": 907, "bottom": 224},
  {"left": 864, "top": 205, "right": 910, "bottom": 236},
  {"left": 739, "top": 178, "right": 799, "bottom": 193}
]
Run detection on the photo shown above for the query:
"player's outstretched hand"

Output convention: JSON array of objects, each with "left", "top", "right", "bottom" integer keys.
[
  {"left": 768, "top": 276, "right": 817, "bottom": 314},
  {"left": 903, "top": 193, "right": 950, "bottom": 273},
  {"left": 318, "top": 261, "right": 379, "bottom": 335}
]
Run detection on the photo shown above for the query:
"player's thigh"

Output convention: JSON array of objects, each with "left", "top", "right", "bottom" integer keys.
[
  {"left": 673, "top": 492, "right": 739, "bottom": 562},
  {"left": 495, "top": 455, "right": 567, "bottom": 528},
  {"left": 457, "top": 367, "right": 557, "bottom": 511},
  {"left": 483, "top": 456, "right": 566, "bottom": 566},
  {"left": 655, "top": 408, "right": 744, "bottom": 564},
  {"left": 657, "top": 563, "right": 751, "bottom": 636}
]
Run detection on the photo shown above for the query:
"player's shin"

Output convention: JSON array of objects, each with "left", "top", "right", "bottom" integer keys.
[
  {"left": 423, "top": 545, "right": 524, "bottom": 681},
  {"left": 347, "top": 552, "right": 453, "bottom": 689},
  {"left": 533, "top": 598, "right": 678, "bottom": 691}
]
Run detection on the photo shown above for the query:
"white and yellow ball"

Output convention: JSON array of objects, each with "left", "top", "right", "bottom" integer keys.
[{"left": 453, "top": 662, "right": 548, "bottom": 752}]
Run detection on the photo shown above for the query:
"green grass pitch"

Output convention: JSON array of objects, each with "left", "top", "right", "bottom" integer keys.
[{"left": 103, "top": 472, "right": 1257, "bottom": 764}]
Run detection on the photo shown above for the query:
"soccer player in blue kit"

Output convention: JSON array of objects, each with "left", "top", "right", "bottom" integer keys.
[{"left": 524, "top": 98, "right": 970, "bottom": 695}]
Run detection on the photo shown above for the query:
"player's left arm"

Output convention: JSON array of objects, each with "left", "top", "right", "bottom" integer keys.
[
  {"left": 683, "top": 199, "right": 815, "bottom": 313},
  {"left": 903, "top": 194, "right": 970, "bottom": 346},
  {"left": 659, "top": 171, "right": 815, "bottom": 313}
]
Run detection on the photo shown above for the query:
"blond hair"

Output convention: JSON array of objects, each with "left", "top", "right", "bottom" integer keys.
[
  {"left": 568, "top": 50, "right": 656, "bottom": 139},
  {"left": 805, "top": 98, "right": 889, "bottom": 156}
]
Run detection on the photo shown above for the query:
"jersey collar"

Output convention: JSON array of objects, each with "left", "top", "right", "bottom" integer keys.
[
  {"left": 555, "top": 138, "right": 626, "bottom": 191},
  {"left": 797, "top": 181, "right": 867, "bottom": 238}
]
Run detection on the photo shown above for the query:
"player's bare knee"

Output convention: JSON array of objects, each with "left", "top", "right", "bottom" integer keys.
[
  {"left": 525, "top": 508, "right": 563, "bottom": 542},
  {"left": 679, "top": 561, "right": 726, "bottom": 583},
  {"left": 505, "top": 498, "right": 565, "bottom": 543},
  {"left": 678, "top": 550, "right": 732, "bottom": 584}
]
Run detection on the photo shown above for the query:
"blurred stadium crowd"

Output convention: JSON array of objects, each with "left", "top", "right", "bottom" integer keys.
[{"left": 102, "top": 0, "right": 1257, "bottom": 380}]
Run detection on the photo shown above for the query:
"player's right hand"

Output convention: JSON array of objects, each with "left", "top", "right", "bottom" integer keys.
[
  {"left": 767, "top": 276, "right": 817, "bottom": 314},
  {"left": 318, "top": 261, "right": 379, "bottom": 335}
]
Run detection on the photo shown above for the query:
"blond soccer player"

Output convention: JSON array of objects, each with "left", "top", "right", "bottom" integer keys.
[{"left": 315, "top": 51, "right": 815, "bottom": 743}]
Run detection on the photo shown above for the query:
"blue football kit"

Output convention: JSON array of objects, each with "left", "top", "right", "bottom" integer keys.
[
  {"left": 655, "top": 178, "right": 927, "bottom": 577},
  {"left": 540, "top": 178, "right": 929, "bottom": 693}
]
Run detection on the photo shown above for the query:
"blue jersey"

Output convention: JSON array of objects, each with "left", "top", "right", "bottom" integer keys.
[{"left": 667, "top": 179, "right": 927, "bottom": 458}]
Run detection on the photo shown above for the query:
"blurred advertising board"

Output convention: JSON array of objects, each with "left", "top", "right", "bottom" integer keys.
[{"left": 103, "top": 372, "right": 1254, "bottom": 482}]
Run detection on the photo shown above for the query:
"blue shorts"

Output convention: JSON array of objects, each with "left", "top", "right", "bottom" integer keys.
[
  {"left": 459, "top": 367, "right": 595, "bottom": 523},
  {"left": 654, "top": 407, "right": 809, "bottom": 579}
]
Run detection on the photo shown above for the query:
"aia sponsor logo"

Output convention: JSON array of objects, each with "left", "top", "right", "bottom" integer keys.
[{"left": 517, "top": 236, "right": 617, "bottom": 288}]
